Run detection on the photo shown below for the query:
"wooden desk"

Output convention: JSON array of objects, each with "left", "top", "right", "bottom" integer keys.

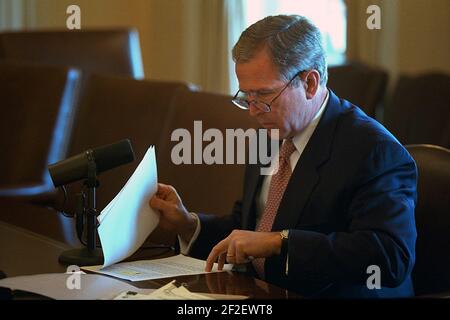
[{"left": 0, "top": 200, "right": 300, "bottom": 299}]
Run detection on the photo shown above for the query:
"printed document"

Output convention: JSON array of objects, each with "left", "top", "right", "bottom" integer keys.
[{"left": 83, "top": 254, "right": 232, "bottom": 282}]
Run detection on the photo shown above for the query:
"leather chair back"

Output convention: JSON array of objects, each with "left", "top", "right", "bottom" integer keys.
[
  {"left": 327, "top": 62, "right": 388, "bottom": 118},
  {"left": 64, "top": 74, "right": 194, "bottom": 213},
  {"left": 385, "top": 73, "right": 450, "bottom": 148},
  {"left": 0, "top": 29, "right": 144, "bottom": 79},
  {"left": 406, "top": 144, "right": 450, "bottom": 295},
  {"left": 158, "top": 90, "right": 259, "bottom": 217},
  {"left": 0, "top": 61, "right": 80, "bottom": 196}
]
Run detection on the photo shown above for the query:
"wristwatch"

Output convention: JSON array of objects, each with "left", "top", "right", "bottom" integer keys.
[{"left": 280, "top": 229, "right": 289, "bottom": 257}]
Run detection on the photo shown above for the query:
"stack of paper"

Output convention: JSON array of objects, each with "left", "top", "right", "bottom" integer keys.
[
  {"left": 83, "top": 254, "right": 233, "bottom": 282},
  {"left": 97, "top": 146, "right": 160, "bottom": 268}
]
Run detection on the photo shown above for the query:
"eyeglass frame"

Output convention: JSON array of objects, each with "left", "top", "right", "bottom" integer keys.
[{"left": 231, "top": 70, "right": 306, "bottom": 113}]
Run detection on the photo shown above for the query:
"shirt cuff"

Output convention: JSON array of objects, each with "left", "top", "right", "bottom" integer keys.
[
  {"left": 285, "top": 254, "right": 289, "bottom": 276},
  {"left": 178, "top": 212, "right": 201, "bottom": 255}
]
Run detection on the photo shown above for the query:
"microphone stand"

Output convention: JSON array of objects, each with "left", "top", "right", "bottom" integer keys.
[{"left": 58, "top": 150, "right": 104, "bottom": 266}]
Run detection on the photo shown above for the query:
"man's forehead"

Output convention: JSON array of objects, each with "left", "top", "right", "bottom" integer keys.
[
  {"left": 236, "top": 64, "right": 283, "bottom": 92},
  {"left": 236, "top": 72, "right": 284, "bottom": 92},
  {"left": 235, "top": 49, "right": 284, "bottom": 91}
]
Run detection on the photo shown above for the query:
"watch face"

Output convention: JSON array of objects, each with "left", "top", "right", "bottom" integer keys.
[{"left": 281, "top": 229, "right": 289, "bottom": 239}]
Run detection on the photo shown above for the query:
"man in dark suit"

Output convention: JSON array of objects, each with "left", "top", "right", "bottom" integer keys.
[{"left": 150, "top": 15, "right": 417, "bottom": 298}]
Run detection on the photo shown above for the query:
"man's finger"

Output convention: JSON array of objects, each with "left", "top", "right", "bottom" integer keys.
[
  {"left": 235, "top": 244, "right": 248, "bottom": 264},
  {"left": 149, "top": 196, "right": 169, "bottom": 211},
  {"left": 226, "top": 239, "right": 237, "bottom": 264},
  {"left": 205, "top": 245, "right": 222, "bottom": 272},
  {"left": 205, "top": 238, "right": 228, "bottom": 271},
  {"left": 218, "top": 252, "right": 227, "bottom": 270},
  {"left": 205, "top": 250, "right": 219, "bottom": 272},
  {"left": 155, "top": 183, "right": 172, "bottom": 197}
]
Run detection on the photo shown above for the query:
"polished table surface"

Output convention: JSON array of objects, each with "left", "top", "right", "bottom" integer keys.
[{"left": 0, "top": 199, "right": 300, "bottom": 299}]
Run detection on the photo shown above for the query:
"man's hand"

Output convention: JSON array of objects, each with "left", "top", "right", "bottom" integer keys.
[
  {"left": 205, "top": 230, "right": 282, "bottom": 272},
  {"left": 149, "top": 183, "right": 197, "bottom": 243}
]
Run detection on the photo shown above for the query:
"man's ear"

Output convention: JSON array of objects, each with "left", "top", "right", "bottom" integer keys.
[{"left": 304, "top": 70, "right": 320, "bottom": 99}]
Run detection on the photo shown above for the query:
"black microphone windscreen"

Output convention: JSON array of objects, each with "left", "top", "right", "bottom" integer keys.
[
  {"left": 48, "top": 139, "right": 135, "bottom": 187},
  {"left": 93, "top": 139, "right": 135, "bottom": 173}
]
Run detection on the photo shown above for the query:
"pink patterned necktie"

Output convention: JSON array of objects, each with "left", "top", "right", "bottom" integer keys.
[{"left": 253, "top": 139, "right": 297, "bottom": 279}]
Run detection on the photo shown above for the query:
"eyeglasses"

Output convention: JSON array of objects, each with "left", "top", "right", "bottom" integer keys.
[{"left": 231, "top": 71, "right": 304, "bottom": 113}]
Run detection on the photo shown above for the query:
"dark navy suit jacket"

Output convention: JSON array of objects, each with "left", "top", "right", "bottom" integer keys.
[{"left": 189, "top": 90, "right": 418, "bottom": 298}]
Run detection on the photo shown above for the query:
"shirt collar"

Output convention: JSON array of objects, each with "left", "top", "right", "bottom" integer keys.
[{"left": 291, "top": 89, "right": 329, "bottom": 154}]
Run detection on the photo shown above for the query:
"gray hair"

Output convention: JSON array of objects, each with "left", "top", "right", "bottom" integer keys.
[{"left": 232, "top": 15, "right": 328, "bottom": 85}]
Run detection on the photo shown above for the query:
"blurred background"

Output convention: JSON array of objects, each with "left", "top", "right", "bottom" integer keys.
[{"left": 1, "top": 0, "right": 448, "bottom": 94}]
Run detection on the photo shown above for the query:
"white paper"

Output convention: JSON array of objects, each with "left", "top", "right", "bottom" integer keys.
[
  {"left": 82, "top": 254, "right": 233, "bottom": 282},
  {"left": 148, "top": 281, "right": 214, "bottom": 299},
  {"left": 98, "top": 146, "right": 160, "bottom": 267},
  {"left": 114, "top": 280, "right": 213, "bottom": 300},
  {"left": 113, "top": 280, "right": 248, "bottom": 300},
  {"left": 0, "top": 273, "right": 153, "bottom": 300}
]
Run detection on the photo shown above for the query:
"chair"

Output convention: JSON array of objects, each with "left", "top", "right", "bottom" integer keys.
[
  {"left": 62, "top": 74, "right": 195, "bottom": 213},
  {"left": 0, "top": 61, "right": 81, "bottom": 197},
  {"left": 0, "top": 29, "right": 144, "bottom": 79},
  {"left": 384, "top": 73, "right": 450, "bottom": 148},
  {"left": 405, "top": 144, "right": 450, "bottom": 296},
  {"left": 45, "top": 74, "right": 195, "bottom": 246},
  {"left": 157, "top": 90, "right": 259, "bottom": 217},
  {"left": 327, "top": 62, "right": 388, "bottom": 118}
]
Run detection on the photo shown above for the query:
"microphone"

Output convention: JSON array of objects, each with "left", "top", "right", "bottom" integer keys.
[{"left": 48, "top": 139, "right": 135, "bottom": 187}]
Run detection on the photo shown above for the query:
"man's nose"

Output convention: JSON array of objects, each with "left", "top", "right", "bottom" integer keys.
[{"left": 248, "top": 102, "right": 262, "bottom": 117}]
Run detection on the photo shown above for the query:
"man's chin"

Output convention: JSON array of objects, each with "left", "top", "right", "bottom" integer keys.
[{"left": 258, "top": 121, "right": 284, "bottom": 139}]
